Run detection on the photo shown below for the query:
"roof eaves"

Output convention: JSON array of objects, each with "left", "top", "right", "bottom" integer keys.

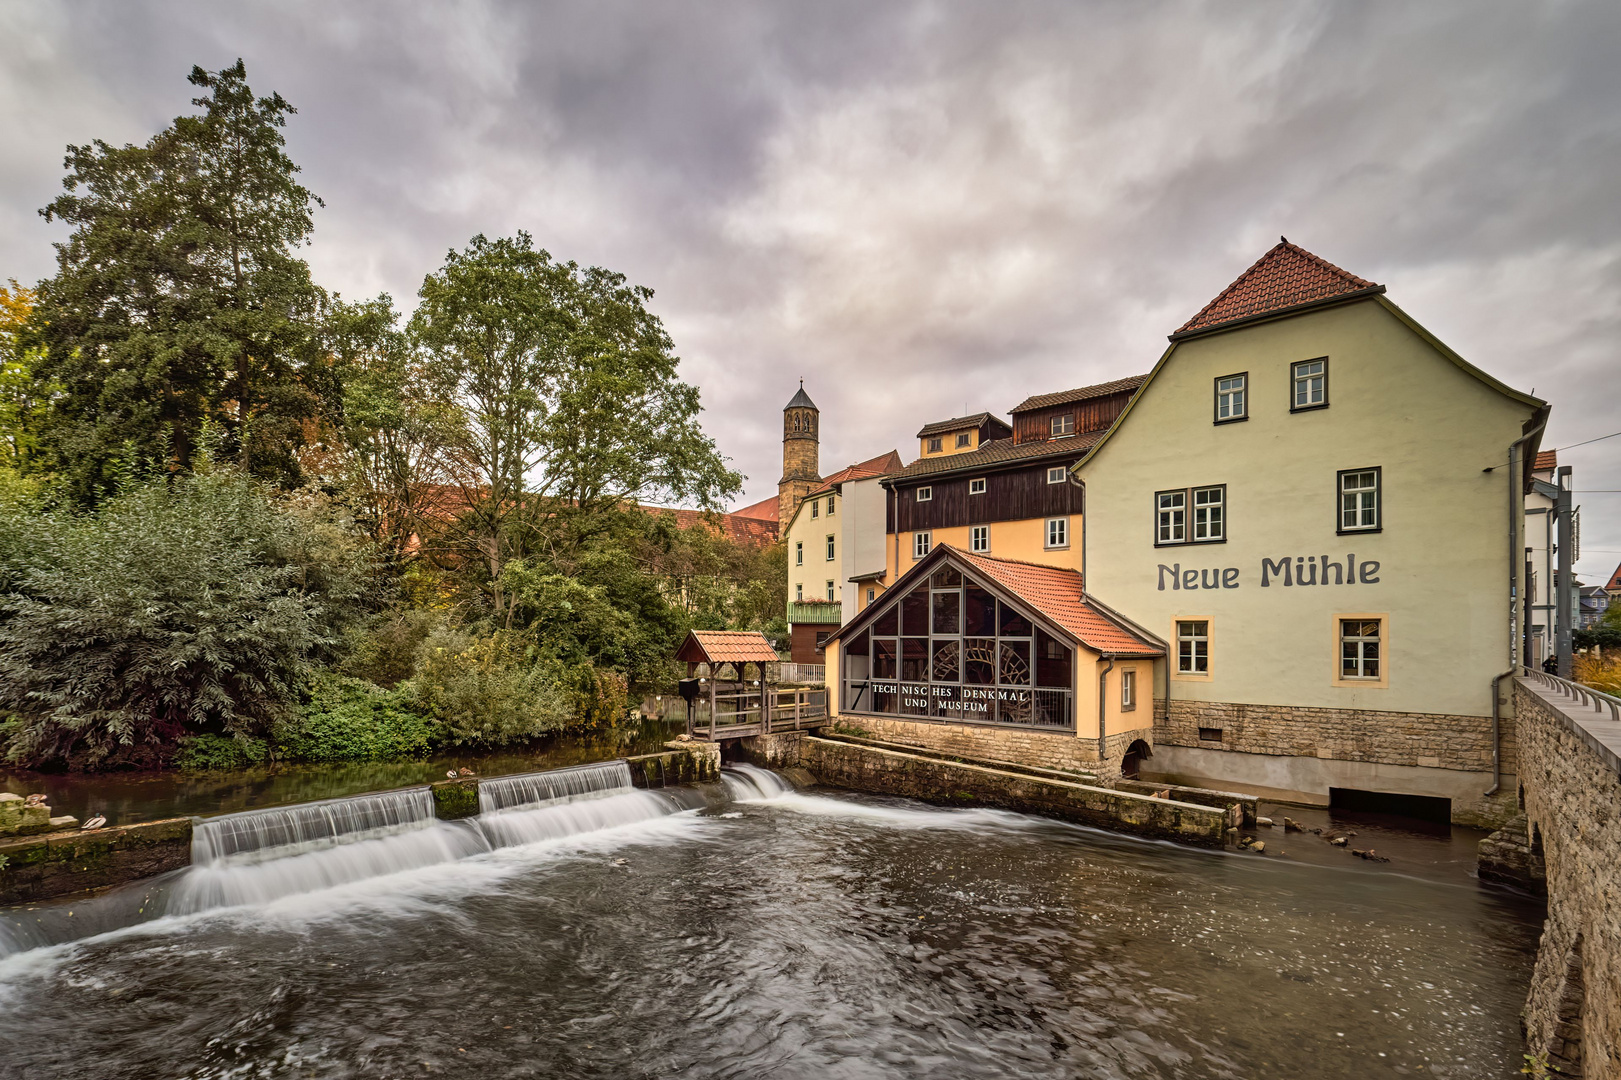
[
  {"left": 1373, "top": 296, "right": 1545, "bottom": 410},
  {"left": 1168, "top": 285, "right": 1386, "bottom": 342}
]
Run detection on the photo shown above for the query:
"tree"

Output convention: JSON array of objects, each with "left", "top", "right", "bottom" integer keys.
[
  {"left": 409, "top": 232, "right": 740, "bottom": 617},
  {"left": 0, "top": 280, "right": 51, "bottom": 472},
  {"left": 32, "top": 60, "right": 329, "bottom": 502}
]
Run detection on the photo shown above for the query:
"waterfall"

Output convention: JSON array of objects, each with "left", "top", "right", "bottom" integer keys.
[
  {"left": 477, "top": 761, "right": 635, "bottom": 813},
  {"left": 191, "top": 787, "right": 440, "bottom": 864},
  {"left": 722, "top": 764, "right": 794, "bottom": 801}
]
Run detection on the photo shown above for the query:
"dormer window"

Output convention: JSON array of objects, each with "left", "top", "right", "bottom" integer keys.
[
  {"left": 917, "top": 487, "right": 933, "bottom": 502},
  {"left": 927, "top": 437, "right": 943, "bottom": 453},
  {"left": 955, "top": 433, "right": 972, "bottom": 448},
  {"left": 1051, "top": 413, "right": 1075, "bottom": 437}
]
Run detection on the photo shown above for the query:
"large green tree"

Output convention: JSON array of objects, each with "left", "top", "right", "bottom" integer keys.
[
  {"left": 409, "top": 232, "right": 741, "bottom": 617},
  {"left": 33, "top": 60, "right": 330, "bottom": 502}
]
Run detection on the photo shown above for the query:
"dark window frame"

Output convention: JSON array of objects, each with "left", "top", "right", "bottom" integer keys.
[
  {"left": 1154, "top": 484, "right": 1228, "bottom": 547},
  {"left": 927, "top": 437, "right": 943, "bottom": 453},
  {"left": 955, "top": 432, "right": 972, "bottom": 448},
  {"left": 1336, "top": 466, "right": 1382, "bottom": 535},
  {"left": 1214, "top": 371, "right": 1249, "bottom": 425},
  {"left": 1290, "top": 357, "right": 1330, "bottom": 413}
]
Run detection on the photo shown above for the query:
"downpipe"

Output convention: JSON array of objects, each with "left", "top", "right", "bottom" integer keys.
[
  {"left": 1097, "top": 656, "right": 1116, "bottom": 767},
  {"left": 1485, "top": 668, "right": 1515, "bottom": 797}
]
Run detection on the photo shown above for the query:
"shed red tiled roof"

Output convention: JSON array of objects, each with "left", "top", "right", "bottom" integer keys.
[
  {"left": 1173, "top": 240, "right": 1382, "bottom": 338},
  {"left": 675, "top": 629, "right": 782, "bottom": 665},
  {"left": 649, "top": 507, "right": 778, "bottom": 546},
  {"left": 1534, "top": 450, "right": 1558, "bottom": 471},
  {"left": 954, "top": 549, "right": 1162, "bottom": 656},
  {"left": 730, "top": 495, "right": 781, "bottom": 522},
  {"left": 1009, "top": 376, "right": 1148, "bottom": 414}
]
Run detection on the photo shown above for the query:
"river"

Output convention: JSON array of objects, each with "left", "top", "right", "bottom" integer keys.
[{"left": 0, "top": 767, "right": 1541, "bottom": 1079}]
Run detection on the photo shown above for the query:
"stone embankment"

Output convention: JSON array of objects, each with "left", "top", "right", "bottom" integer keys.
[
  {"left": 798, "top": 735, "right": 1235, "bottom": 845},
  {"left": 1514, "top": 675, "right": 1621, "bottom": 1077}
]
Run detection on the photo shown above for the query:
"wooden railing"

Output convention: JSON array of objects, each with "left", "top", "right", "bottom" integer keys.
[{"left": 684, "top": 685, "right": 828, "bottom": 739}]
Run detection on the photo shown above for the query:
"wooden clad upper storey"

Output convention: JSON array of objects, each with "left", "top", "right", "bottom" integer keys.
[{"left": 1008, "top": 376, "right": 1146, "bottom": 445}]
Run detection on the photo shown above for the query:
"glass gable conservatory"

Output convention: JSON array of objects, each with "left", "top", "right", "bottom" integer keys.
[{"left": 840, "top": 565, "right": 1074, "bottom": 730}]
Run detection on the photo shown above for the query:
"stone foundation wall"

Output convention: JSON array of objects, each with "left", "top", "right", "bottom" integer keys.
[
  {"left": 733, "top": 731, "right": 805, "bottom": 769},
  {"left": 0, "top": 818, "right": 192, "bottom": 905},
  {"left": 1517, "top": 678, "right": 1621, "bottom": 1077},
  {"left": 800, "top": 737, "right": 1229, "bottom": 846},
  {"left": 1154, "top": 697, "right": 1514, "bottom": 774},
  {"left": 832, "top": 715, "right": 1100, "bottom": 774}
]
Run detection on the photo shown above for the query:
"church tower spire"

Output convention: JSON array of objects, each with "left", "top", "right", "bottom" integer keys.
[{"left": 778, "top": 379, "right": 820, "bottom": 531}]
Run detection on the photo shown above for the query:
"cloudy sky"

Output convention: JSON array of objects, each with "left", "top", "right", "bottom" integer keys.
[{"left": 3, "top": 1, "right": 1620, "bottom": 580}]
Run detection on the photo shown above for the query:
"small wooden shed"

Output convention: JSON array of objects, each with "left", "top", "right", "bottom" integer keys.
[{"left": 674, "top": 629, "right": 781, "bottom": 681}]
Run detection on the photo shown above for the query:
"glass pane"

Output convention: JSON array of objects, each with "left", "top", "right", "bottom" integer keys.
[
  {"left": 901, "top": 589, "right": 930, "bottom": 636},
  {"left": 873, "top": 640, "right": 897, "bottom": 680},
  {"left": 998, "top": 641, "right": 1031, "bottom": 685},
  {"left": 964, "top": 638, "right": 996, "bottom": 684},
  {"left": 997, "top": 689, "right": 1033, "bottom": 725},
  {"left": 901, "top": 638, "right": 929, "bottom": 682},
  {"left": 1035, "top": 629, "right": 1072, "bottom": 688},
  {"left": 964, "top": 584, "right": 996, "bottom": 636},
  {"left": 932, "top": 590, "right": 960, "bottom": 634},
  {"left": 932, "top": 566, "right": 962, "bottom": 588},
  {"left": 998, "top": 603, "right": 1032, "bottom": 637},
  {"left": 932, "top": 639, "right": 960, "bottom": 682},
  {"left": 873, "top": 683, "right": 898, "bottom": 714},
  {"left": 846, "top": 630, "right": 870, "bottom": 656},
  {"left": 873, "top": 605, "right": 898, "bottom": 636}
]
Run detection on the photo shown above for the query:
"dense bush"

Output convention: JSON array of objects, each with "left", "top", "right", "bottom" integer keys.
[
  {"left": 273, "top": 673, "right": 441, "bottom": 763},
  {"left": 174, "top": 733, "right": 270, "bottom": 771},
  {"left": 412, "top": 627, "right": 574, "bottom": 746},
  {"left": 0, "top": 467, "right": 372, "bottom": 768}
]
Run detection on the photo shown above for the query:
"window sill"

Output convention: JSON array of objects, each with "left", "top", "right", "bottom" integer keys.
[
  {"left": 1171, "top": 671, "right": 1212, "bottom": 682},
  {"left": 1154, "top": 538, "right": 1228, "bottom": 548},
  {"left": 1043, "top": 545, "right": 1071, "bottom": 552},
  {"left": 1336, "top": 527, "right": 1382, "bottom": 536},
  {"left": 1290, "top": 402, "right": 1330, "bottom": 414},
  {"left": 1213, "top": 415, "right": 1249, "bottom": 425}
]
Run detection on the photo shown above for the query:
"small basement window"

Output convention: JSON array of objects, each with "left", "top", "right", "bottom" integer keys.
[{"left": 1198, "top": 727, "right": 1223, "bottom": 742}]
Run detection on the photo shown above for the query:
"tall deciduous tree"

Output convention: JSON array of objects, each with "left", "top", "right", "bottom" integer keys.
[
  {"left": 409, "top": 232, "right": 740, "bottom": 617},
  {"left": 33, "top": 60, "right": 329, "bottom": 502},
  {"left": 0, "top": 280, "right": 51, "bottom": 473}
]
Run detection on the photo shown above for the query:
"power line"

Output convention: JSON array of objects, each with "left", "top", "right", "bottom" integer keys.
[{"left": 1483, "top": 429, "right": 1621, "bottom": 473}]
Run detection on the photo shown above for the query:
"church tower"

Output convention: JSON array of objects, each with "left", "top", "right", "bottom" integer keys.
[{"left": 778, "top": 381, "right": 820, "bottom": 531}]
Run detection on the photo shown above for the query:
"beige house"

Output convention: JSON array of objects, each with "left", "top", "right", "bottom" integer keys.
[{"left": 1075, "top": 240, "right": 1545, "bottom": 825}]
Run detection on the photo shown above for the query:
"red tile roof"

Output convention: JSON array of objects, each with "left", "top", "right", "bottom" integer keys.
[
  {"left": 1173, "top": 239, "right": 1382, "bottom": 338},
  {"left": 916, "top": 413, "right": 1010, "bottom": 439},
  {"left": 650, "top": 506, "right": 779, "bottom": 546},
  {"left": 808, "top": 450, "right": 905, "bottom": 497},
  {"left": 1009, "top": 376, "right": 1148, "bottom": 414},
  {"left": 1534, "top": 450, "right": 1558, "bottom": 471},
  {"left": 730, "top": 495, "right": 781, "bottom": 522},
  {"left": 1607, "top": 561, "right": 1621, "bottom": 592},
  {"left": 675, "top": 629, "right": 782, "bottom": 665},
  {"left": 953, "top": 549, "right": 1163, "bottom": 656}
]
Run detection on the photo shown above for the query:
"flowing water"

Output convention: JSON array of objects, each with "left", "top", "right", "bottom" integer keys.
[{"left": 0, "top": 766, "right": 1541, "bottom": 1079}]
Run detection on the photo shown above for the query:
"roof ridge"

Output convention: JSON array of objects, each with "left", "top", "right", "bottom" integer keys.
[{"left": 1174, "top": 239, "right": 1380, "bottom": 337}]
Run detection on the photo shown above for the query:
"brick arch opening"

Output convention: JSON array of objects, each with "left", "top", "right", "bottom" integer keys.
[{"left": 1121, "top": 739, "right": 1152, "bottom": 780}]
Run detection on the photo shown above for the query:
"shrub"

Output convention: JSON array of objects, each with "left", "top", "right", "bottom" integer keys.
[
  {"left": 338, "top": 608, "right": 442, "bottom": 688},
  {"left": 1575, "top": 653, "right": 1621, "bottom": 697},
  {"left": 0, "top": 468, "right": 354, "bottom": 768},
  {"left": 175, "top": 733, "right": 270, "bottom": 772},
  {"left": 274, "top": 672, "right": 441, "bottom": 763},
  {"left": 411, "top": 627, "right": 572, "bottom": 746}
]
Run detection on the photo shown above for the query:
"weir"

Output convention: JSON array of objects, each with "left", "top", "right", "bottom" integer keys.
[
  {"left": 191, "top": 787, "right": 439, "bottom": 864},
  {"left": 477, "top": 761, "right": 635, "bottom": 813}
]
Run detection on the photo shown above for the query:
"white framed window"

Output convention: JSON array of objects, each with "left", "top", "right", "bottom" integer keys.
[
  {"left": 1045, "top": 517, "right": 1069, "bottom": 549},
  {"left": 1215, "top": 373, "right": 1247, "bottom": 422},
  {"left": 970, "top": 525, "right": 990, "bottom": 553},
  {"left": 1339, "top": 618, "right": 1381, "bottom": 680},
  {"left": 1176, "top": 620, "right": 1209, "bottom": 675},
  {"left": 1050, "top": 413, "right": 1075, "bottom": 437},
  {"left": 810, "top": 500, "right": 819, "bottom": 519},
  {"left": 969, "top": 477, "right": 986, "bottom": 495},
  {"left": 795, "top": 583, "right": 803, "bottom": 602},
  {"left": 955, "top": 432, "right": 972, "bottom": 448},
  {"left": 1121, "top": 669, "right": 1136, "bottom": 711},
  {"left": 1156, "top": 491, "right": 1186, "bottom": 543},
  {"left": 927, "top": 437, "right": 943, "bottom": 453},
  {"left": 866, "top": 587, "right": 875, "bottom": 605},
  {"left": 1338, "top": 467, "right": 1380, "bottom": 532},
  {"left": 795, "top": 541, "right": 803, "bottom": 565},
  {"left": 1157, "top": 486, "right": 1224, "bottom": 544},
  {"left": 826, "top": 534, "right": 835, "bottom": 560},
  {"left": 1192, "top": 486, "right": 1224, "bottom": 541},
  {"left": 1292, "top": 358, "right": 1327, "bottom": 410},
  {"left": 826, "top": 580, "right": 836, "bottom": 601},
  {"left": 913, "top": 531, "right": 931, "bottom": 559},
  {"left": 827, "top": 496, "right": 836, "bottom": 515},
  {"left": 1047, "top": 466, "right": 1067, "bottom": 485},
  {"left": 917, "top": 486, "right": 933, "bottom": 502}
]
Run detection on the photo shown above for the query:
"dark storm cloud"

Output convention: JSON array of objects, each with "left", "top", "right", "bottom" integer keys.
[{"left": 3, "top": 1, "right": 1620, "bottom": 575}]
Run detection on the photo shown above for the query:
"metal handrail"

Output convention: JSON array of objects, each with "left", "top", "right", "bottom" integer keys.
[{"left": 1521, "top": 666, "right": 1621, "bottom": 722}]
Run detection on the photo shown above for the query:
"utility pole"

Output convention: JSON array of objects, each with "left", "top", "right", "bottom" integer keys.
[{"left": 1556, "top": 464, "right": 1574, "bottom": 679}]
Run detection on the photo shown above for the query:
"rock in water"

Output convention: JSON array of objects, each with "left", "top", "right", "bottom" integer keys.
[
  {"left": 1250, "top": 841, "right": 1265, "bottom": 854},
  {"left": 1257, "top": 816, "right": 1274, "bottom": 827}
]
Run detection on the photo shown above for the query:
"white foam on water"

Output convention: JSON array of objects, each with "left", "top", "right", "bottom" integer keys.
[
  {"left": 477, "top": 760, "right": 635, "bottom": 813},
  {"left": 722, "top": 763, "right": 796, "bottom": 801}
]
